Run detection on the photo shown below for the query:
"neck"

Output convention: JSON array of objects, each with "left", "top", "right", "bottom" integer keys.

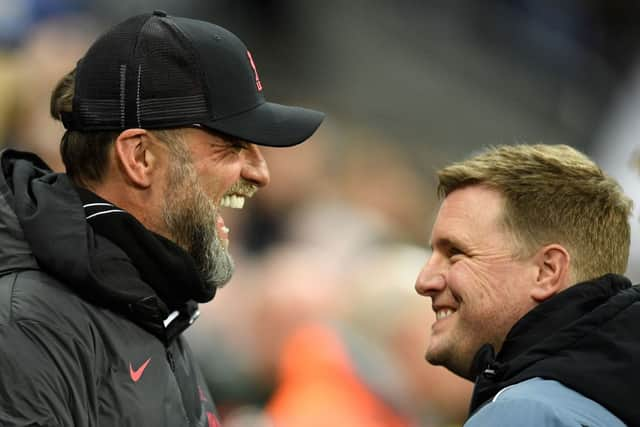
[{"left": 90, "top": 180, "right": 169, "bottom": 238}]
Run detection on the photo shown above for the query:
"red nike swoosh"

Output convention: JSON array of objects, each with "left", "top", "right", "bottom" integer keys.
[{"left": 129, "top": 358, "right": 151, "bottom": 382}]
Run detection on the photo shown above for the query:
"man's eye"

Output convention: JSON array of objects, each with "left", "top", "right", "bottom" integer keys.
[
  {"left": 229, "top": 140, "right": 248, "bottom": 152},
  {"left": 448, "top": 247, "right": 465, "bottom": 258}
]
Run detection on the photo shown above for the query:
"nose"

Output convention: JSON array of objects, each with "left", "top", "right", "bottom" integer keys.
[
  {"left": 242, "top": 144, "right": 271, "bottom": 187},
  {"left": 415, "top": 262, "right": 446, "bottom": 297}
]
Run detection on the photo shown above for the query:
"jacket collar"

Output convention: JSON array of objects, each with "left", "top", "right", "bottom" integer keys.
[
  {"left": 469, "top": 274, "right": 635, "bottom": 419},
  {"left": 76, "top": 188, "right": 211, "bottom": 343},
  {"left": 77, "top": 188, "right": 215, "bottom": 309},
  {"left": 1, "top": 149, "right": 205, "bottom": 344}
]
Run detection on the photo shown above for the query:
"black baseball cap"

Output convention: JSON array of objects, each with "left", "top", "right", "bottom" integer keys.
[{"left": 61, "top": 11, "right": 324, "bottom": 147}]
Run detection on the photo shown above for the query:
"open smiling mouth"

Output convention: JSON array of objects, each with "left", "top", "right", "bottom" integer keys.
[
  {"left": 216, "top": 194, "right": 248, "bottom": 246},
  {"left": 435, "top": 308, "right": 456, "bottom": 320}
]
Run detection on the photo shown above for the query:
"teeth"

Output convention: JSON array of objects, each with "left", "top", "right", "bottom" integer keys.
[
  {"left": 221, "top": 226, "right": 230, "bottom": 234},
  {"left": 235, "top": 195, "right": 245, "bottom": 209},
  {"left": 220, "top": 195, "right": 245, "bottom": 209},
  {"left": 436, "top": 309, "right": 454, "bottom": 320}
]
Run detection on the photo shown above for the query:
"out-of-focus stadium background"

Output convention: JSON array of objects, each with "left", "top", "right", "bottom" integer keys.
[{"left": 1, "top": 1, "right": 639, "bottom": 426}]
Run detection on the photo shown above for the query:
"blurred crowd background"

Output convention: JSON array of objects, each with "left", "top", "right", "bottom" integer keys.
[{"left": 1, "top": 1, "right": 639, "bottom": 426}]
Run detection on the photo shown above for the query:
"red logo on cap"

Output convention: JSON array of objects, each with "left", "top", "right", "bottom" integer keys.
[{"left": 247, "top": 51, "right": 263, "bottom": 92}]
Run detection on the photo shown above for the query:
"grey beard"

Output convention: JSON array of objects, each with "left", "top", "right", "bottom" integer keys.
[
  {"left": 160, "top": 138, "right": 237, "bottom": 292},
  {"left": 164, "top": 200, "right": 235, "bottom": 291},
  {"left": 162, "top": 178, "right": 235, "bottom": 291},
  {"left": 200, "top": 232, "right": 235, "bottom": 289}
]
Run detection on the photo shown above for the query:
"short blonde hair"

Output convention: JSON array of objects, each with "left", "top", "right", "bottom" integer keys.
[{"left": 437, "top": 144, "right": 633, "bottom": 282}]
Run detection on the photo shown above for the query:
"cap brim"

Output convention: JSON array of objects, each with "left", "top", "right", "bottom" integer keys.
[{"left": 201, "top": 101, "right": 325, "bottom": 147}]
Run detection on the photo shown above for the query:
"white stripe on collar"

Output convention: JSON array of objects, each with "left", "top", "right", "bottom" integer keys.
[
  {"left": 83, "top": 202, "right": 114, "bottom": 208},
  {"left": 86, "top": 209, "right": 127, "bottom": 220}
]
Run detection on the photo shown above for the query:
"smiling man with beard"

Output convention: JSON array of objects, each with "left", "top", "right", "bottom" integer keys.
[{"left": 0, "top": 11, "right": 323, "bottom": 427}]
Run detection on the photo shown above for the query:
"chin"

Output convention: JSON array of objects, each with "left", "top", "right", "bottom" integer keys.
[
  {"left": 425, "top": 343, "right": 446, "bottom": 367},
  {"left": 206, "top": 247, "right": 235, "bottom": 289},
  {"left": 426, "top": 343, "right": 469, "bottom": 378}
]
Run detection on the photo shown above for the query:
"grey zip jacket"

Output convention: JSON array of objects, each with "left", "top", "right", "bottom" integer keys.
[{"left": 0, "top": 149, "right": 220, "bottom": 426}]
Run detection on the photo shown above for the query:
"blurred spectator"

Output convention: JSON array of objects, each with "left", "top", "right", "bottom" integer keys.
[
  {"left": 0, "top": 53, "right": 19, "bottom": 146},
  {"left": 187, "top": 241, "right": 351, "bottom": 421},
  {"left": 237, "top": 123, "right": 438, "bottom": 256},
  {"left": 0, "top": 0, "right": 86, "bottom": 48},
  {"left": 340, "top": 244, "right": 473, "bottom": 426},
  {"left": 7, "top": 15, "right": 97, "bottom": 170},
  {"left": 189, "top": 238, "right": 473, "bottom": 426},
  {"left": 238, "top": 123, "right": 338, "bottom": 254},
  {"left": 266, "top": 323, "right": 412, "bottom": 427},
  {"left": 593, "top": 60, "right": 640, "bottom": 283},
  {"left": 260, "top": 243, "right": 472, "bottom": 427},
  {"left": 331, "top": 129, "right": 438, "bottom": 243},
  {"left": 186, "top": 256, "right": 273, "bottom": 418}
]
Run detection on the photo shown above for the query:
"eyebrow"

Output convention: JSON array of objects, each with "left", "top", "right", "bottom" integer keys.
[
  {"left": 192, "top": 123, "right": 248, "bottom": 146},
  {"left": 229, "top": 139, "right": 250, "bottom": 149},
  {"left": 215, "top": 132, "right": 249, "bottom": 149},
  {"left": 430, "top": 237, "right": 466, "bottom": 252}
]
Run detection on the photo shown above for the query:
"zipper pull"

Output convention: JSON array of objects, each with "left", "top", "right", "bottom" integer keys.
[{"left": 483, "top": 365, "right": 497, "bottom": 379}]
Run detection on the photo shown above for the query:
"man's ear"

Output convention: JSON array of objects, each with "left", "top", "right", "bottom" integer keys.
[
  {"left": 113, "top": 129, "right": 156, "bottom": 188},
  {"left": 530, "top": 244, "right": 572, "bottom": 303}
]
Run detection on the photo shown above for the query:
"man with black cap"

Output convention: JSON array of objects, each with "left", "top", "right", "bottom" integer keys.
[{"left": 0, "top": 11, "right": 323, "bottom": 427}]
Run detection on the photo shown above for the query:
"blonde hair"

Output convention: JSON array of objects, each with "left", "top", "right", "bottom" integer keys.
[{"left": 437, "top": 144, "right": 633, "bottom": 282}]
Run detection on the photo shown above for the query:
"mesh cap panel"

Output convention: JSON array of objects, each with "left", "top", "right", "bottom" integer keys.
[
  {"left": 136, "top": 18, "right": 208, "bottom": 128},
  {"left": 75, "top": 14, "right": 150, "bottom": 129}
]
